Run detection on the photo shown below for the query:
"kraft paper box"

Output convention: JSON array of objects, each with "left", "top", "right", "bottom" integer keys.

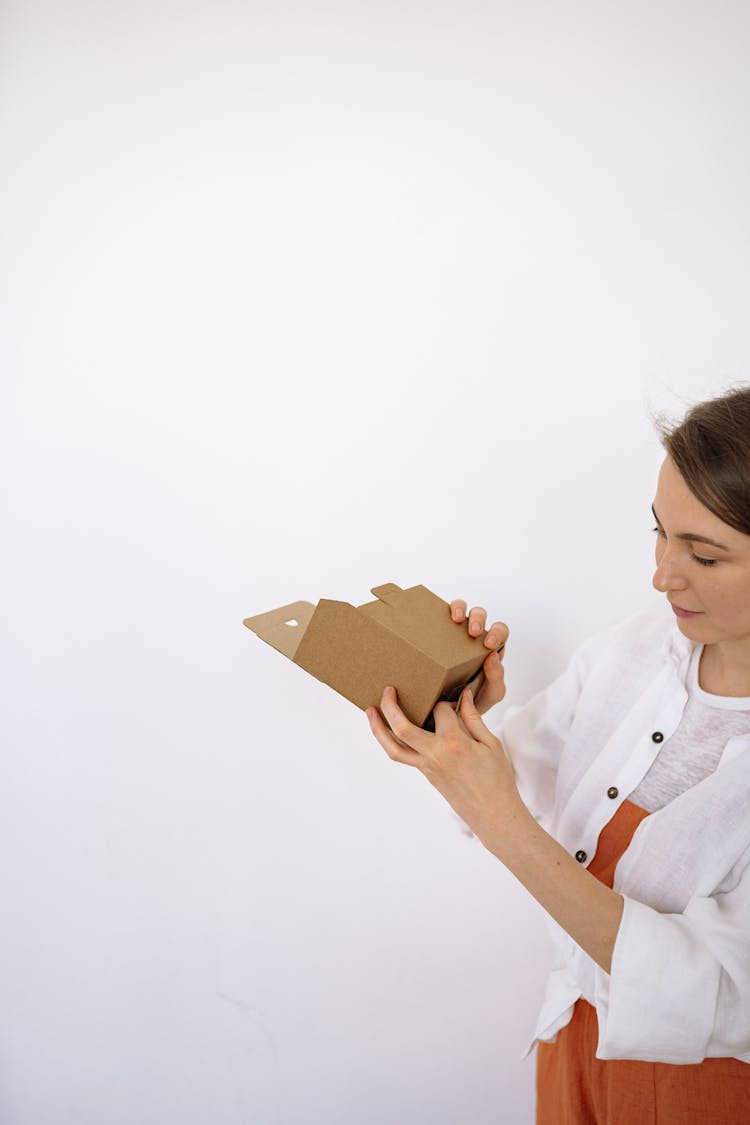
[{"left": 243, "top": 582, "right": 499, "bottom": 730}]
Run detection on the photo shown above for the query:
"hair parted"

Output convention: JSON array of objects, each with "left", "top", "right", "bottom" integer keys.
[{"left": 657, "top": 385, "right": 750, "bottom": 536}]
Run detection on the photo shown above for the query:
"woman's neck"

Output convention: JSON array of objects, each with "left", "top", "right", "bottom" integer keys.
[{"left": 698, "top": 642, "right": 750, "bottom": 697}]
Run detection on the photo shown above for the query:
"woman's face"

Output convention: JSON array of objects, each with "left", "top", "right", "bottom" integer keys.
[{"left": 652, "top": 457, "right": 750, "bottom": 650}]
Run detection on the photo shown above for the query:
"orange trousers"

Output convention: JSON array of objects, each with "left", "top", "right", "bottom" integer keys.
[{"left": 536, "top": 801, "right": 750, "bottom": 1124}]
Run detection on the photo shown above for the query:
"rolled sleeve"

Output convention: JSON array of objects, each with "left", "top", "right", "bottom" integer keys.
[{"left": 594, "top": 883, "right": 750, "bottom": 1063}]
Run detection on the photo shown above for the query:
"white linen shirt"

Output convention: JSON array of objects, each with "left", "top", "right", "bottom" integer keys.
[{"left": 491, "top": 606, "right": 750, "bottom": 1065}]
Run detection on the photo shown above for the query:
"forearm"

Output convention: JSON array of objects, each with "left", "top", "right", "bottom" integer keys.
[
  {"left": 478, "top": 799, "right": 624, "bottom": 974},
  {"left": 369, "top": 684, "right": 624, "bottom": 973}
]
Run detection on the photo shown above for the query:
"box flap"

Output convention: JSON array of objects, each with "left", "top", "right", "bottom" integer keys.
[
  {"left": 242, "top": 601, "right": 316, "bottom": 660},
  {"left": 358, "top": 583, "right": 485, "bottom": 667},
  {"left": 293, "top": 598, "right": 445, "bottom": 724}
]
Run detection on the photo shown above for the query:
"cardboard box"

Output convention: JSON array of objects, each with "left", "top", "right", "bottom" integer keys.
[{"left": 243, "top": 582, "right": 500, "bottom": 730}]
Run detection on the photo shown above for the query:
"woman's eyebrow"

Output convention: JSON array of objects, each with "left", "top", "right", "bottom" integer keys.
[{"left": 651, "top": 505, "right": 730, "bottom": 551}]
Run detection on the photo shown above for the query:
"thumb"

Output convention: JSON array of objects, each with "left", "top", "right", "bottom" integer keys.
[{"left": 458, "top": 689, "right": 496, "bottom": 746}]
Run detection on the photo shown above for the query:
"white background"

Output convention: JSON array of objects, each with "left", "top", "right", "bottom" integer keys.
[{"left": 3, "top": 2, "right": 750, "bottom": 1122}]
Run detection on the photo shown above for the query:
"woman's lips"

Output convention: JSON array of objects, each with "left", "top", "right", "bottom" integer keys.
[{"left": 670, "top": 603, "right": 703, "bottom": 619}]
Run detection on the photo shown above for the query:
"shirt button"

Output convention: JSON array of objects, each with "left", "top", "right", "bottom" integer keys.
[
  {"left": 607, "top": 786, "right": 619, "bottom": 799},
  {"left": 575, "top": 850, "right": 587, "bottom": 863},
  {"left": 652, "top": 731, "right": 664, "bottom": 743}
]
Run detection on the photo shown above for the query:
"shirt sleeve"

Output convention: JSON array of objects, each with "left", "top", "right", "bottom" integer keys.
[
  {"left": 489, "top": 633, "right": 597, "bottom": 828},
  {"left": 593, "top": 863, "right": 750, "bottom": 1062}
]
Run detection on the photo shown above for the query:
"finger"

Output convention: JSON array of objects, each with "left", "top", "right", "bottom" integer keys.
[
  {"left": 432, "top": 698, "right": 460, "bottom": 731},
  {"left": 450, "top": 599, "right": 467, "bottom": 623},
  {"left": 432, "top": 699, "right": 471, "bottom": 739},
  {"left": 378, "top": 686, "right": 432, "bottom": 754},
  {"left": 458, "top": 689, "right": 501, "bottom": 748},
  {"left": 483, "top": 621, "right": 510, "bottom": 652},
  {"left": 475, "top": 651, "right": 506, "bottom": 713},
  {"left": 467, "top": 606, "right": 487, "bottom": 638},
  {"left": 366, "top": 705, "right": 421, "bottom": 767},
  {"left": 484, "top": 647, "right": 506, "bottom": 681},
  {"left": 483, "top": 648, "right": 506, "bottom": 683}
]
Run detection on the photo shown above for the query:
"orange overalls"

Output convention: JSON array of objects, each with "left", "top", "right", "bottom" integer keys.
[{"left": 536, "top": 801, "right": 750, "bottom": 1124}]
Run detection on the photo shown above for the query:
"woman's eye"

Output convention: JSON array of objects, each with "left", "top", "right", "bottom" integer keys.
[{"left": 653, "top": 524, "right": 717, "bottom": 566}]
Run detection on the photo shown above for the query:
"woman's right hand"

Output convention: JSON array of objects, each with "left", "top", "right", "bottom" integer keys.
[{"left": 450, "top": 599, "right": 509, "bottom": 716}]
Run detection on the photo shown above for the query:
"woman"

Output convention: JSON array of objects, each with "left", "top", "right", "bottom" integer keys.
[{"left": 366, "top": 386, "right": 750, "bottom": 1124}]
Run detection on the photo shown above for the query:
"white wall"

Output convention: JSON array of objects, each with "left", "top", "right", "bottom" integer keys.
[{"left": 2, "top": 2, "right": 750, "bottom": 1122}]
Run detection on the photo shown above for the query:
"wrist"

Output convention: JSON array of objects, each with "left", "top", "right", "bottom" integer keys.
[{"left": 474, "top": 789, "right": 534, "bottom": 859}]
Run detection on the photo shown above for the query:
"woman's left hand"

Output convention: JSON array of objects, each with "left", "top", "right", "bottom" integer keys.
[
  {"left": 368, "top": 679, "right": 629, "bottom": 972},
  {"left": 366, "top": 686, "right": 522, "bottom": 844},
  {"left": 367, "top": 685, "right": 626, "bottom": 975}
]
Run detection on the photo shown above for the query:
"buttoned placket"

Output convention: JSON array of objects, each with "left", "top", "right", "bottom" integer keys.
[{"left": 553, "top": 661, "right": 690, "bottom": 868}]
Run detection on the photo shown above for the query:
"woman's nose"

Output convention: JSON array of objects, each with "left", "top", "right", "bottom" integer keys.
[{"left": 652, "top": 547, "right": 688, "bottom": 593}]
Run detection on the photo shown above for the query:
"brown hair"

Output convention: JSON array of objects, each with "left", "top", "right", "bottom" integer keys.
[{"left": 658, "top": 386, "right": 750, "bottom": 536}]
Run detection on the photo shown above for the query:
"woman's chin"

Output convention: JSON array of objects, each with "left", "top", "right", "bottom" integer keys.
[{"left": 673, "top": 614, "right": 708, "bottom": 641}]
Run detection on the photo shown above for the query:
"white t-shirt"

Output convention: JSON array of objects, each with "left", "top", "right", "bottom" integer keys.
[{"left": 631, "top": 644, "right": 750, "bottom": 812}]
